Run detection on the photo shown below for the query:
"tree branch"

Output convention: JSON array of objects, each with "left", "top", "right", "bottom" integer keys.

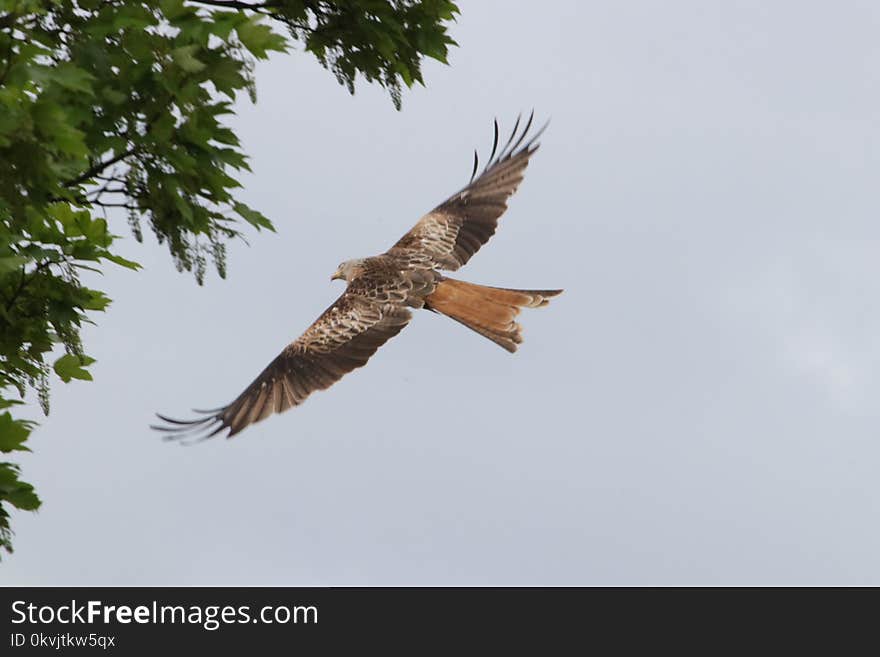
[
  {"left": 89, "top": 187, "right": 128, "bottom": 196},
  {"left": 63, "top": 147, "right": 137, "bottom": 188},
  {"left": 4, "top": 261, "right": 54, "bottom": 312},
  {"left": 91, "top": 201, "right": 140, "bottom": 210},
  {"left": 0, "top": 32, "right": 15, "bottom": 88},
  {"left": 186, "top": 0, "right": 282, "bottom": 11}
]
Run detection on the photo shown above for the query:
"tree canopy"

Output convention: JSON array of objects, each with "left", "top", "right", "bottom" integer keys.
[{"left": 0, "top": 0, "right": 458, "bottom": 555}]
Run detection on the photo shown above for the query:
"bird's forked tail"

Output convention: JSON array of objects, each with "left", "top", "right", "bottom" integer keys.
[{"left": 425, "top": 277, "right": 562, "bottom": 352}]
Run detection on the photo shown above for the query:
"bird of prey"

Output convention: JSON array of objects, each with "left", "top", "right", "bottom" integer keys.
[{"left": 154, "top": 113, "right": 562, "bottom": 442}]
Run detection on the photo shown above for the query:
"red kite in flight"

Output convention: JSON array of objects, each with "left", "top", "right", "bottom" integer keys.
[{"left": 154, "top": 114, "right": 562, "bottom": 441}]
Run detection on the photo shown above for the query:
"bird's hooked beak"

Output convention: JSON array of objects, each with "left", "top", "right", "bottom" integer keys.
[{"left": 331, "top": 268, "right": 344, "bottom": 281}]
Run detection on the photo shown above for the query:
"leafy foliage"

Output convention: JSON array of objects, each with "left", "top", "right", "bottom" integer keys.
[
  {"left": 276, "top": 0, "right": 459, "bottom": 108},
  {"left": 0, "top": 0, "right": 458, "bottom": 556}
]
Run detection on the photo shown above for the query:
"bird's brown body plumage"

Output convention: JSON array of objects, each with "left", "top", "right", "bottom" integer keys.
[{"left": 154, "top": 113, "right": 562, "bottom": 441}]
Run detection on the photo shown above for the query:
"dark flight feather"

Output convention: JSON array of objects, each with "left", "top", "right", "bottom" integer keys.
[
  {"left": 152, "top": 290, "right": 412, "bottom": 442},
  {"left": 388, "top": 111, "right": 548, "bottom": 271}
]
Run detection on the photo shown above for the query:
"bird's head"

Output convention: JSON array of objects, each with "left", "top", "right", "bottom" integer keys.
[{"left": 331, "top": 258, "right": 365, "bottom": 282}]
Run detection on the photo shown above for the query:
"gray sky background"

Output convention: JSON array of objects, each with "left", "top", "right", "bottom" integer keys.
[{"left": 5, "top": 1, "right": 880, "bottom": 585}]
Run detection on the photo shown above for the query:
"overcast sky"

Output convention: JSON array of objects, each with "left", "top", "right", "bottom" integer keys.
[{"left": 5, "top": 1, "right": 880, "bottom": 585}]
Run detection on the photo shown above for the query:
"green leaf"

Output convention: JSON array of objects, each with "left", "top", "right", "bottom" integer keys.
[
  {"left": 207, "top": 58, "right": 246, "bottom": 99},
  {"left": 0, "top": 256, "right": 26, "bottom": 274},
  {"left": 81, "top": 289, "right": 111, "bottom": 311},
  {"left": 172, "top": 45, "right": 206, "bottom": 74},
  {"left": 210, "top": 12, "right": 247, "bottom": 40},
  {"left": 233, "top": 202, "right": 275, "bottom": 232},
  {"left": 78, "top": 216, "right": 110, "bottom": 246},
  {"left": 53, "top": 354, "right": 96, "bottom": 383},
  {"left": 159, "top": 0, "right": 188, "bottom": 21},
  {"left": 103, "top": 253, "right": 142, "bottom": 271},
  {"left": 0, "top": 413, "right": 31, "bottom": 453},
  {"left": 50, "top": 64, "right": 96, "bottom": 95},
  {"left": 112, "top": 4, "right": 155, "bottom": 31},
  {"left": 236, "top": 18, "right": 287, "bottom": 59},
  {"left": 101, "top": 88, "right": 128, "bottom": 105},
  {"left": 31, "top": 102, "right": 88, "bottom": 157},
  {"left": 0, "top": 464, "right": 40, "bottom": 511}
]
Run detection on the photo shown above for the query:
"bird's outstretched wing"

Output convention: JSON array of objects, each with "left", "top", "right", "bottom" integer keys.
[
  {"left": 388, "top": 112, "right": 547, "bottom": 271},
  {"left": 152, "top": 285, "right": 412, "bottom": 442}
]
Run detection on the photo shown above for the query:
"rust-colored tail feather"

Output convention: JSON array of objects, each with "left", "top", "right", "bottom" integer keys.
[{"left": 425, "top": 278, "right": 562, "bottom": 352}]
